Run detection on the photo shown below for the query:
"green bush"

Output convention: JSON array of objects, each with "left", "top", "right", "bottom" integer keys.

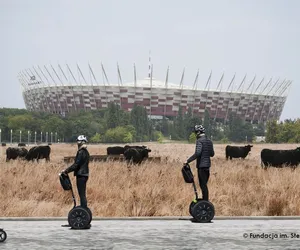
[
  {"left": 189, "top": 133, "right": 196, "bottom": 143},
  {"left": 90, "top": 133, "right": 101, "bottom": 143},
  {"left": 102, "top": 126, "right": 134, "bottom": 143},
  {"left": 153, "top": 131, "right": 164, "bottom": 143}
]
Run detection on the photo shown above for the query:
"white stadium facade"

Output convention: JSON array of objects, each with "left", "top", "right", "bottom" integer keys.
[{"left": 18, "top": 63, "right": 292, "bottom": 124}]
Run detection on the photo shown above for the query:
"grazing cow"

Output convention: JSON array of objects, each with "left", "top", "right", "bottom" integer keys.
[
  {"left": 124, "top": 145, "right": 147, "bottom": 151},
  {"left": 261, "top": 147, "right": 300, "bottom": 168},
  {"left": 226, "top": 145, "right": 253, "bottom": 160},
  {"left": 25, "top": 145, "right": 51, "bottom": 162},
  {"left": 18, "top": 142, "right": 26, "bottom": 147},
  {"left": 107, "top": 146, "right": 125, "bottom": 155},
  {"left": 6, "top": 147, "right": 28, "bottom": 161},
  {"left": 124, "top": 147, "right": 152, "bottom": 164}
]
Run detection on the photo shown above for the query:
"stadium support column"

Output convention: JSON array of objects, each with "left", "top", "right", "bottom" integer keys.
[
  {"left": 67, "top": 63, "right": 84, "bottom": 112},
  {"left": 149, "top": 64, "right": 153, "bottom": 119},
  {"left": 29, "top": 66, "right": 47, "bottom": 112},
  {"left": 214, "top": 73, "right": 224, "bottom": 121},
  {"left": 275, "top": 81, "right": 292, "bottom": 120},
  {"left": 133, "top": 63, "right": 137, "bottom": 108},
  {"left": 19, "top": 73, "right": 32, "bottom": 110},
  {"left": 62, "top": 64, "right": 78, "bottom": 112},
  {"left": 259, "top": 78, "right": 278, "bottom": 123},
  {"left": 101, "top": 63, "right": 109, "bottom": 108},
  {"left": 204, "top": 71, "right": 212, "bottom": 113},
  {"left": 117, "top": 63, "right": 123, "bottom": 109},
  {"left": 28, "top": 68, "right": 45, "bottom": 112},
  {"left": 44, "top": 65, "right": 62, "bottom": 114},
  {"left": 78, "top": 63, "right": 96, "bottom": 111},
  {"left": 23, "top": 69, "right": 38, "bottom": 111},
  {"left": 224, "top": 73, "right": 236, "bottom": 123},
  {"left": 76, "top": 63, "right": 87, "bottom": 112},
  {"left": 257, "top": 77, "right": 272, "bottom": 123},
  {"left": 191, "top": 69, "right": 199, "bottom": 118},
  {"left": 51, "top": 64, "right": 69, "bottom": 114},
  {"left": 251, "top": 77, "right": 265, "bottom": 124},
  {"left": 88, "top": 63, "right": 98, "bottom": 110},
  {"left": 164, "top": 66, "right": 169, "bottom": 117},
  {"left": 178, "top": 68, "right": 185, "bottom": 116},
  {"left": 50, "top": 64, "right": 66, "bottom": 115},
  {"left": 244, "top": 75, "right": 256, "bottom": 122},
  {"left": 235, "top": 74, "right": 247, "bottom": 121},
  {"left": 33, "top": 66, "right": 50, "bottom": 112},
  {"left": 266, "top": 79, "right": 286, "bottom": 122},
  {"left": 38, "top": 65, "right": 57, "bottom": 113}
]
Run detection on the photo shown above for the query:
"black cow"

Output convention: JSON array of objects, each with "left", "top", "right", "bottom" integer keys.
[
  {"left": 124, "top": 145, "right": 147, "bottom": 151},
  {"left": 6, "top": 147, "right": 28, "bottom": 161},
  {"left": 226, "top": 145, "right": 253, "bottom": 160},
  {"left": 18, "top": 142, "right": 26, "bottom": 147},
  {"left": 261, "top": 147, "right": 300, "bottom": 168},
  {"left": 124, "top": 147, "right": 152, "bottom": 164},
  {"left": 107, "top": 145, "right": 148, "bottom": 155},
  {"left": 107, "top": 146, "right": 125, "bottom": 155},
  {"left": 25, "top": 145, "right": 51, "bottom": 162},
  {"left": 1, "top": 143, "right": 6, "bottom": 146}
]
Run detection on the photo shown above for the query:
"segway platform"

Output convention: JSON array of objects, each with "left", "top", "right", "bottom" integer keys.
[
  {"left": 59, "top": 173, "right": 92, "bottom": 229},
  {"left": 182, "top": 164, "right": 215, "bottom": 223}
]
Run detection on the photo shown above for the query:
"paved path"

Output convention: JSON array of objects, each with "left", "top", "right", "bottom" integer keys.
[{"left": 1, "top": 219, "right": 300, "bottom": 249}]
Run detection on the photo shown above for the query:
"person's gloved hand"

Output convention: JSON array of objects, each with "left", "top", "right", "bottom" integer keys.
[{"left": 60, "top": 170, "right": 67, "bottom": 176}]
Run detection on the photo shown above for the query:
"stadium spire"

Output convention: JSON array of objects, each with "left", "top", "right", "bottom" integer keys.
[{"left": 148, "top": 50, "right": 151, "bottom": 78}]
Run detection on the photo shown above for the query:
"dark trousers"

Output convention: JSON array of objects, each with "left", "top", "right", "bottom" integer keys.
[
  {"left": 76, "top": 176, "right": 88, "bottom": 208},
  {"left": 197, "top": 168, "right": 210, "bottom": 201}
]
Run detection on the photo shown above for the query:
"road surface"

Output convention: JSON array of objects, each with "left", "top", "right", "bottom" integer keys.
[{"left": 0, "top": 219, "right": 299, "bottom": 249}]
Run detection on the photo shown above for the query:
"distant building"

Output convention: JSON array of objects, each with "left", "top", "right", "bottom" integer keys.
[{"left": 18, "top": 63, "right": 291, "bottom": 124}]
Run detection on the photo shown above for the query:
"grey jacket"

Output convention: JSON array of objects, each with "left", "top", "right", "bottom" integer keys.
[{"left": 187, "top": 134, "right": 215, "bottom": 168}]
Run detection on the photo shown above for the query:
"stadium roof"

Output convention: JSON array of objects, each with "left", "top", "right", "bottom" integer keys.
[{"left": 121, "top": 77, "right": 191, "bottom": 90}]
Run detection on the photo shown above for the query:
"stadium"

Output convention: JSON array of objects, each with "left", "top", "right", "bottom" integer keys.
[{"left": 18, "top": 62, "right": 291, "bottom": 124}]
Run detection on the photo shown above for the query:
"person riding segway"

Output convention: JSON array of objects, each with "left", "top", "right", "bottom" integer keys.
[
  {"left": 183, "top": 125, "right": 215, "bottom": 222},
  {"left": 60, "top": 135, "right": 92, "bottom": 229}
]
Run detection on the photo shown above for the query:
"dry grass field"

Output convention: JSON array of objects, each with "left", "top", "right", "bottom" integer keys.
[{"left": 1, "top": 142, "right": 300, "bottom": 217}]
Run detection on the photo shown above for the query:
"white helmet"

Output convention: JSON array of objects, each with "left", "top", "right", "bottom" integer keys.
[
  {"left": 76, "top": 135, "right": 88, "bottom": 143},
  {"left": 194, "top": 125, "right": 205, "bottom": 134}
]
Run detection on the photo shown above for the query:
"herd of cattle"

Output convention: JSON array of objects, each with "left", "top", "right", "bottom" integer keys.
[
  {"left": 2, "top": 142, "right": 300, "bottom": 168},
  {"left": 226, "top": 144, "right": 300, "bottom": 168},
  {"left": 107, "top": 145, "right": 152, "bottom": 164},
  {"left": 5, "top": 145, "right": 51, "bottom": 162}
]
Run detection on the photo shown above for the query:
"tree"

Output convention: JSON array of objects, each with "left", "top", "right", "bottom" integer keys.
[{"left": 266, "top": 120, "right": 278, "bottom": 143}]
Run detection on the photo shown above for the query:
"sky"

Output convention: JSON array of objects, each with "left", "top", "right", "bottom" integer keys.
[{"left": 0, "top": 0, "right": 299, "bottom": 120}]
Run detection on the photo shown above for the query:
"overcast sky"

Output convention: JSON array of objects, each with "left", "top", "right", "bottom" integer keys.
[{"left": 0, "top": 0, "right": 299, "bottom": 120}]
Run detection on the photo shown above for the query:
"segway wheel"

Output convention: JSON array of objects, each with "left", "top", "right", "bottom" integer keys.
[
  {"left": 191, "top": 200, "right": 215, "bottom": 223},
  {"left": 86, "top": 207, "right": 93, "bottom": 224},
  {"left": 68, "top": 206, "right": 91, "bottom": 229},
  {"left": 189, "top": 199, "right": 202, "bottom": 216},
  {"left": 0, "top": 229, "right": 7, "bottom": 242}
]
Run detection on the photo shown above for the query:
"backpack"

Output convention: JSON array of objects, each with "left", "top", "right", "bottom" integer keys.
[{"left": 181, "top": 164, "right": 194, "bottom": 183}]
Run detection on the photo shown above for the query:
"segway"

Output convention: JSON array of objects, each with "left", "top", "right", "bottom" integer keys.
[
  {"left": 59, "top": 173, "right": 92, "bottom": 229},
  {"left": 182, "top": 163, "right": 215, "bottom": 223},
  {"left": 0, "top": 228, "right": 7, "bottom": 242}
]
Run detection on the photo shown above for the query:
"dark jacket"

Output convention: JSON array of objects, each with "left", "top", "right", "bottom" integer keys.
[
  {"left": 65, "top": 145, "right": 90, "bottom": 177},
  {"left": 187, "top": 134, "right": 214, "bottom": 169}
]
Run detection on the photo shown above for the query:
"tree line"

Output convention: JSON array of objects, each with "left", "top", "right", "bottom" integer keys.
[{"left": 0, "top": 104, "right": 294, "bottom": 144}]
